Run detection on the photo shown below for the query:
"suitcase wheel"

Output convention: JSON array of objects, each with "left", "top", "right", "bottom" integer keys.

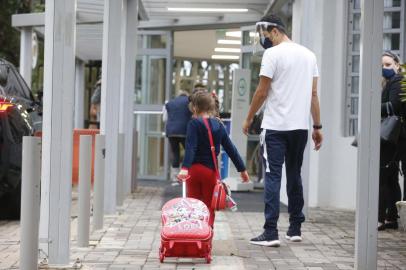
[
  {"left": 159, "top": 247, "right": 164, "bottom": 263},
  {"left": 205, "top": 254, "right": 212, "bottom": 264}
]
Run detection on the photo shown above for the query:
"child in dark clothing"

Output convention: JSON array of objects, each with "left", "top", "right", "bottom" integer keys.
[{"left": 178, "top": 91, "right": 250, "bottom": 227}]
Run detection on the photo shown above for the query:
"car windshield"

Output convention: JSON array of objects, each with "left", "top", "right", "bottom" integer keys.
[{"left": 0, "top": 60, "right": 34, "bottom": 104}]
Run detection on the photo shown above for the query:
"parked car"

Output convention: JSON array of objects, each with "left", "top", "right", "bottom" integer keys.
[{"left": 0, "top": 59, "right": 42, "bottom": 219}]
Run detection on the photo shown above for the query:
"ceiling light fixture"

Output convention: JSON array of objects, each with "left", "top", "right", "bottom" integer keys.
[
  {"left": 215, "top": 48, "right": 241, "bottom": 53},
  {"left": 167, "top": 7, "right": 249, "bottom": 13},
  {"left": 225, "top": 31, "right": 242, "bottom": 38},
  {"left": 225, "top": 31, "right": 256, "bottom": 38},
  {"left": 218, "top": 39, "right": 241, "bottom": 45},
  {"left": 211, "top": 55, "right": 240, "bottom": 60}
]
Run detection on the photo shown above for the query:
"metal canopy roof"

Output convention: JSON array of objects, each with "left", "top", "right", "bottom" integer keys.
[
  {"left": 75, "top": 0, "right": 271, "bottom": 23},
  {"left": 12, "top": 0, "right": 276, "bottom": 61}
]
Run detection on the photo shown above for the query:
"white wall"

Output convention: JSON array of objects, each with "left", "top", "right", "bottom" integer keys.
[
  {"left": 292, "top": 0, "right": 358, "bottom": 210},
  {"left": 317, "top": 0, "right": 358, "bottom": 210}
]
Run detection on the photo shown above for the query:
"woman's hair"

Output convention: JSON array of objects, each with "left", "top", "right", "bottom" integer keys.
[
  {"left": 189, "top": 90, "right": 217, "bottom": 116},
  {"left": 383, "top": 51, "right": 402, "bottom": 72}
]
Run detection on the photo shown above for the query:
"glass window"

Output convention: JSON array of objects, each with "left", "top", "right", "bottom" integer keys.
[
  {"left": 136, "top": 114, "right": 165, "bottom": 177},
  {"left": 242, "top": 30, "right": 254, "bottom": 46},
  {"left": 351, "top": 97, "right": 359, "bottom": 115},
  {"left": 135, "top": 60, "right": 142, "bottom": 103},
  {"left": 241, "top": 52, "right": 262, "bottom": 102},
  {"left": 242, "top": 53, "right": 252, "bottom": 69},
  {"left": 352, "top": 56, "right": 360, "bottom": 73},
  {"left": 351, "top": 76, "right": 359, "bottom": 94},
  {"left": 353, "top": 13, "right": 361, "bottom": 31},
  {"left": 349, "top": 119, "right": 358, "bottom": 136},
  {"left": 384, "top": 12, "right": 401, "bottom": 29},
  {"left": 354, "top": 0, "right": 360, "bottom": 9},
  {"left": 135, "top": 57, "right": 166, "bottom": 104},
  {"left": 344, "top": 1, "right": 404, "bottom": 136},
  {"left": 148, "top": 58, "right": 166, "bottom": 103},
  {"left": 384, "top": 0, "right": 401, "bottom": 8},
  {"left": 352, "top": 34, "right": 361, "bottom": 52},
  {"left": 383, "top": 33, "right": 400, "bottom": 50},
  {"left": 138, "top": 34, "right": 167, "bottom": 49}
]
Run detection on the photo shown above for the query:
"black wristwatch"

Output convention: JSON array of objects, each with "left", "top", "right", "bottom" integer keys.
[{"left": 313, "top": 124, "right": 322, "bottom": 130}]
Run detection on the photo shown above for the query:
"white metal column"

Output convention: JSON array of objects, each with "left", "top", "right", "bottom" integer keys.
[
  {"left": 119, "top": 0, "right": 138, "bottom": 195},
  {"left": 74, "top": 60, "right": 85, "bottom": 129},
  {"left": 100, "top": 0, "right": 123, "bottom": 214},
  {"left": 291, "top": 0, "right": 317, "bottom": 217},
  {"left": 355, "top": 0, "right": 383, "bottom": 269},
  {"left": 20, "top": 137, "right": 41, "bottom": 270},
  {"left": 39, "top": 0, "right": 76, "bottom": 265},
  {"left": 19, "top": 27, "right": 32, "bottom": 88}
]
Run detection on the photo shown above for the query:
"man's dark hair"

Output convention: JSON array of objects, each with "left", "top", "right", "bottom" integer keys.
[{"left": 260, "top": 14, "right": 287, "bottom": 34}]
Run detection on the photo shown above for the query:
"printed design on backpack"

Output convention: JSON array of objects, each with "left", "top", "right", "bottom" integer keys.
[
  {"left": 162, "top": 198, "right": 210, "bottom": 227},
  {"left": 170, "top": 219, "right": 204, "bottom": 231}
]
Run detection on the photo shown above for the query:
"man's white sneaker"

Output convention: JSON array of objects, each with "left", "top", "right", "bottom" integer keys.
[
  {"left": 250, "top": 232, "right": 280, "bottom": 247},
  {"left": 250, "top": 239, "right": 281, "bottom": 247},
  {"left": 285, "top": 235, "right": 302, "bottom": 242}
]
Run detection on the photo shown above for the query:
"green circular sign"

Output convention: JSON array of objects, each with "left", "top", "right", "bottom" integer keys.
[{"left": 238, "top": 78, "right": 247, "bottom": 96}]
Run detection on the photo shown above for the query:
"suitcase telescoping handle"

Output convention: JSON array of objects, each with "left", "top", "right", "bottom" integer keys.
[
  {"left": 178, "top": 175, "right": 190, "bottom": 198},
  {"left": 182, "top": 181, "right": 186, "bottom": 198}
]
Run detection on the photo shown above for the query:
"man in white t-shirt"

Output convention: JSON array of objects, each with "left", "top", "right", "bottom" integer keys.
[{"left": 242, "top": 14, "right": 323, "bottom": 247}]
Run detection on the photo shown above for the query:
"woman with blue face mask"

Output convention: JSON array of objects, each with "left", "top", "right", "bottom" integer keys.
[{"left": 378, "top": 51, "right": 404, "bottom": 231}]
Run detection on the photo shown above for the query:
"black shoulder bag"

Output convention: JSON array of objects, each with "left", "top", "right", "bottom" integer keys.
[{"left": 381, "top": 102, "right": 401, "bottom": 145}]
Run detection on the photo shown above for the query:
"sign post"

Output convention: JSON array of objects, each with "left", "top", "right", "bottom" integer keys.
[{"left": 223, "top": 69, "right": 254, "bottom": 191}]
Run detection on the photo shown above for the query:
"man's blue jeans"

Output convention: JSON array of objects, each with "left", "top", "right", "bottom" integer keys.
[{"left": 261, "top": 129, "right": 308, "bottom": 235}]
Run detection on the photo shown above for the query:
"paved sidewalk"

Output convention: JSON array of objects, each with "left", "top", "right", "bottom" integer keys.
[{"left": 1, "top": 183, "right": 406, "bottom": 270}]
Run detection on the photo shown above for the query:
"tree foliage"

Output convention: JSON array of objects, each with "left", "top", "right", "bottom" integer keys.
[
  {"left": 401, "top": 64, "right": 406, "bottom": 102},
  {"left": 0, "top": 1, "right": 32, "bottom": 66}
]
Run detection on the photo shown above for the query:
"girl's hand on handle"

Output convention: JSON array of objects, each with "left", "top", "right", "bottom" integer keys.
[
  {"left": 177, "top": 169, "right": 189, "bottom": 182},
  {"left": 240, "top": 170, "right": 250, "bottom": 182}
]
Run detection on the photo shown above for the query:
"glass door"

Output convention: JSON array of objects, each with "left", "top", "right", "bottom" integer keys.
[
  {"left": 134, "top": 31, "right": 173, "bottom": 180},
  {"left": 240, "top": 26, "right": 263, "bottom": 181}
]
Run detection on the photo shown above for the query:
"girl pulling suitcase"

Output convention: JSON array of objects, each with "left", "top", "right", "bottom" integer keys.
[
  {"left": 178, "top": 90, "right": 249, "bottom": 227},
  {"left": 159, "top": 90, "right": 249, "bottom": 263}
]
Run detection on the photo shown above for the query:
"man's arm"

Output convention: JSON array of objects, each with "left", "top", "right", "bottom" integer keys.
[
  {"left": 311, "top": 77, "right": 323, "bottom": 150},
  {"left": 311, "top": 77, "right": 321, "bottom": 125},
  {"left": 242, "top": 76, "right": 271, "bottom": 135}
]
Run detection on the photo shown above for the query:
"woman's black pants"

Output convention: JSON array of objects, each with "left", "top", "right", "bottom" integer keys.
[{"left": 379, "top": 141, "right": 401, "bottom": 223}]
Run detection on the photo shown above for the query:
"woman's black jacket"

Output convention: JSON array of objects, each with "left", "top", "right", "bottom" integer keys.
[{"left": 381, "top": 74, "right": 404, "bottom": 118}]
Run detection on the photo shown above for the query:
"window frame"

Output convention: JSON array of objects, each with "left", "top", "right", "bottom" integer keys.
[{"left": 344, "top": 0, "right": 405, "bottom": 136}]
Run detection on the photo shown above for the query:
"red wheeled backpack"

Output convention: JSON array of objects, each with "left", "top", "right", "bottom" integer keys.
[{"left": 159, "top": 181, "right": 213, "bottom": 263}]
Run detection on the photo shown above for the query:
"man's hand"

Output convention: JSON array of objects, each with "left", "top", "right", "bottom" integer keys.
[
  {"left": 312, "top": 129, "right": 323, "bottom": 151},
  {"left": 240, "top": 170, "right": 250, "bottom": 182},
  {"left": 242, "top": 118, "right": 253, "bottom": 135},
  {"left": 242, "top": 76, "right": 270, "bottom": 136}
]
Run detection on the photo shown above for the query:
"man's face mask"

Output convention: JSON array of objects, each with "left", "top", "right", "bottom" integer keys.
[
  {"left": 253, "top": 21, "right": 278, "bottom": 55},
  {"left": 260, "top": 36, "right": 273, "bottom": 50}
]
